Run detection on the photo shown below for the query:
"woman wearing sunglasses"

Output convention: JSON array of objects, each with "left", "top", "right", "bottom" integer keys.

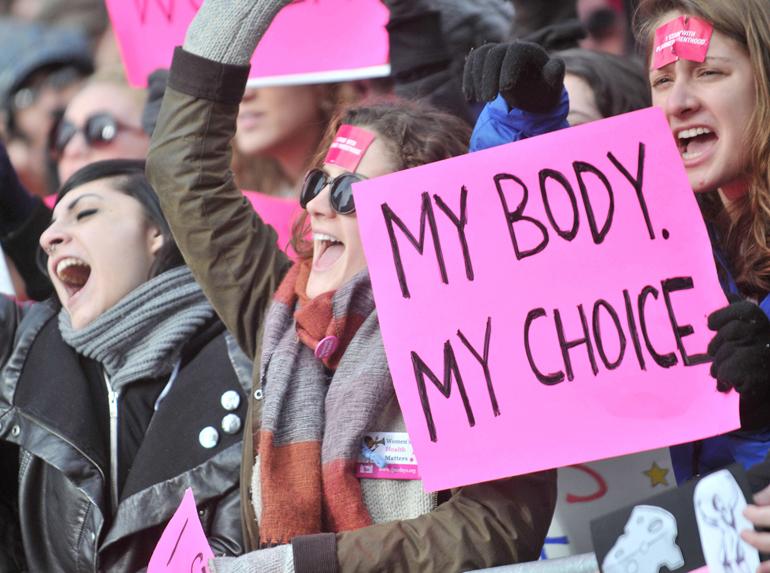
[
  {"left": 54, "top": 73, "right": 149, "bottom": 186},
  {"left": 146, "top": 1, "right": 556, "bottom": 571},
  {"left": 0, "top": 160, "right": 248, "bottom": 571}
]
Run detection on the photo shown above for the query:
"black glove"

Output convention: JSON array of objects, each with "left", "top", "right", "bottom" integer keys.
[
  {"left": 462, "top": 41, "right": 565, "bottom": 113},
  {"left": 707, "top": 300, "right": 770, "bottom": 396}
]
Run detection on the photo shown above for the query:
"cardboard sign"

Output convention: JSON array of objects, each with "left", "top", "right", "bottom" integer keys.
[
  {"left": 353, "top": 107, "right": 738, "bottom": 492},
  {"left": 591, "top": 465, "right": 760, "bottom": 573},
  {"left": 542, "top": 449, "right": 675, "bottom": 560},
  {"left": 653, "top": 15, "right": 713, "bottom": 69},
  {"left": 105, "top": 0, "right": 390, "bottom": 88},
  {"left": 147, "top": 488, "right": 213, "bottom": 573}
]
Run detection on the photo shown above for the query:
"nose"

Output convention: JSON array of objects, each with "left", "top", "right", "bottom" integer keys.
[
  {"left": 39, "top": 221, "right": 69, "bottom": 256},
  {"left": 61, "top": 129, "right": 89, "bottom": 159},
  {"left": 664, "top": 75, "right": 700, "bottom": 119},
  {"left": 306, "top": 184, "right": 335, "bottom": 219}
]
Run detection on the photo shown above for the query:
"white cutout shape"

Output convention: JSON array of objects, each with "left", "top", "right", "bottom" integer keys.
[
  {"left": 603, "top": 505, "right": 685, "bottom": 573},
  {"left": 694, "top": 469, "right": 759, "bottom": 573}
]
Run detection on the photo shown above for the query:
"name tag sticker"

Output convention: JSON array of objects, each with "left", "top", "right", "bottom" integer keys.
[{"left": 356, "top": 432, "right": 420, "bottom": 480}]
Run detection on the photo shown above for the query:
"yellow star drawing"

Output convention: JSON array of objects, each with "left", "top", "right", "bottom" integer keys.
[{"left": 644, "top": 462, "right": 670, "bottom": 487}]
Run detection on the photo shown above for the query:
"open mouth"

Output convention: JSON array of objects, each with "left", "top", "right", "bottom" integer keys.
[
  {"left": 313, "top": 232, "right": 345, "bottom": 271},
  {"left": 55, "top": 257, "right": 92, "bottom": 300},
  {"left": 676, "top": 127, "right": 717, "bottom": 161}
]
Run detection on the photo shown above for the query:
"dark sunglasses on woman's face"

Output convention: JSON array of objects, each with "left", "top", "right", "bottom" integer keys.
[
  {"left": 300, "top": 168, "right": 366, "bottom": 215},
  {"left": 50, "top": 113, "right": 141, "bottom": 157}
]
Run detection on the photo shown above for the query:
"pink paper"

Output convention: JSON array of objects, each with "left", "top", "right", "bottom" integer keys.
[
  {"left": 324, "top": 125, "right": 377, "bottom": 172},
  {"left": 242, "top": 190, "right": 301, "bottom": 256},
  {"left": 147, "top": 488, "right": 213, "bottom": 573},
  {"left": 653, "top": 16, "right": 713, "bottom": 69},
  {"left": 105, "top": 0, "right": 390, "bottom": 88},
  {"left": 353, "top": 107, "right": 739, "bottom": 492}
]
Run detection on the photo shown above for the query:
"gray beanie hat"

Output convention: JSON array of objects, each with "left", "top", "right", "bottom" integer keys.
[{"left": 0, "top": 18, "right": 93, "bottom": 109}]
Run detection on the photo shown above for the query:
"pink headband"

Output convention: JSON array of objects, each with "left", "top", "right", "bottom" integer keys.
[
  {"left": 324, "top": 125, "right": 376, "bottom": 171},
  {"left": 653, "top": 15, "right": 713, "bottom": 70}
]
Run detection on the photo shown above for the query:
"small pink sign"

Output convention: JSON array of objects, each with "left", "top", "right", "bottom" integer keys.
[
  {"left": 104, "top": 0, "right": 390, "bottom": 87},
  {"left": 653, "top": 16, "right": 713, "bottom": 69},
  {"left": 147, "top": 488, "right": 213, "bottom": 573},
  {"left": 324, "top": 125, "right": 377, "bottom": 172}
]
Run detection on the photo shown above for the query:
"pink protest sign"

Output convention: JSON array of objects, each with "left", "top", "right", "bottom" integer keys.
[
  {"left": 147, "top": 488, "right": 213, "bottom": 573},
  {"left": 242, "top": 190, "right": 300, "bottom": 256},
  {"left": 324, "top": 125, "right": 377, "bottom": 171},
  {"left": 653, "top": 16, "right": 713, "bottom": 69},
  {"left": 353, "top": 107, "right": 739, "bottom": 492},
  {"left": 105, "top": 0, "right": 390, "bottom": 88}
]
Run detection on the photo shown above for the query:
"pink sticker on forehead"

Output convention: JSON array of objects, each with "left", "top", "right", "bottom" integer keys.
[
  {"left": 653, "top": 15, "right": 713, "bottom": 69},
  {"left": 324, "top": 125, "right": 376, "bottom": 172}
]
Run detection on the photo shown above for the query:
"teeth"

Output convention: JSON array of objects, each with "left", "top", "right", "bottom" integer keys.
[
  {"left": 313, "top": 233, "right": 340, "bottom": 243},
  {"left": 682, "top": 150, "right": 703, "bottom": 160},
  {"left": 677, "top": 127, "right": 712, "bottom": 140},
  {"left": 56, "top": 257, "right": 89, "bottom": 276}
]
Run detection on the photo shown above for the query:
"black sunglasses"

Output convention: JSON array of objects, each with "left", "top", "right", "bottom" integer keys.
[
  {"left": 300, "top": 168, "right": 366, "bottom": 214},
  {"left": 50, "top": 113, "right": 141, "bottom": 157}
]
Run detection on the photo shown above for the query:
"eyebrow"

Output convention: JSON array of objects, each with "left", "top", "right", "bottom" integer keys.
[
  {"left": 51, "top": 193, "right": 104, "bottom": 223},
  {"left": 649, "top": 55, "right": 733, "bottom": 72}
]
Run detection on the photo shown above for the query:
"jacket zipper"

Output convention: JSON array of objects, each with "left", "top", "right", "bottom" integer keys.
[{"left": 104, "top": 372, "right": 120, "bottom": 512}]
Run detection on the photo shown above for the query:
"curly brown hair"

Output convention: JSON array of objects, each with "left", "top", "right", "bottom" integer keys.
[
  {"left": 290, "top": 98, "right": 472, "bottom": 259},
  {"left": 635, "top": 0, "right": 770, "bottom": 298}
]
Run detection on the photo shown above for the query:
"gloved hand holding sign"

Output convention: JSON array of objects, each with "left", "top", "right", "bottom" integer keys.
[
  {"left": 462, "top": 41, "right": 566, "bottom": 113},
  {"left": 708, "top": 300, "right": 770, "bottom": 397}
]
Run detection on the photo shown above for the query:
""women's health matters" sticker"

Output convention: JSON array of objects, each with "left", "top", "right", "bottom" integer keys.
[{"left": 356, "top": 431, "right": 420, "bottom": 480}]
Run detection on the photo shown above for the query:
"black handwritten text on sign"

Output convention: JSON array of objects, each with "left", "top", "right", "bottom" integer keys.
[{"left": 352, "top": 108, "right": 733, "bottom": 491}]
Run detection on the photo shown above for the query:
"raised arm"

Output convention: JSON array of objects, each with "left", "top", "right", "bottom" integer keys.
[{"left": 146, "top": 0, "right": 294, "bottom": 359}]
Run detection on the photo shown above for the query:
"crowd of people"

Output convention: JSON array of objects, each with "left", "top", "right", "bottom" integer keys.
[{"left": 0, "top": 0, "right": 769, "bottom": 571}]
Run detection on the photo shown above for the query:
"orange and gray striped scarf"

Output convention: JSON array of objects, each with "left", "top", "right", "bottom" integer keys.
[{"left": 257, "top": 261, "right": 394, "bottom": 546}]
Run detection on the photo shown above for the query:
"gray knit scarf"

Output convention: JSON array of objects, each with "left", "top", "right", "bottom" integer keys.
[{"left": 59, "top": 266, "right": 215, "bottom": 391}]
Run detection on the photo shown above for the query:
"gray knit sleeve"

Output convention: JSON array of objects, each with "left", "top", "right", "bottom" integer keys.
[{"left": 183, "top": 0, "right": 294, "bottom": 66}]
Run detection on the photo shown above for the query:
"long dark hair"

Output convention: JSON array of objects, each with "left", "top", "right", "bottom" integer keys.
[
  {"left": 50, "top": 159, "right": 183, "bottom": 277},
  {"left": 558, "top": 48, "right": 651, "bottom": 118}
]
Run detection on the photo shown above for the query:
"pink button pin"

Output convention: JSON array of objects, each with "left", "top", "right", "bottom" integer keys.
[{"left": 315, "top": 335, "right": 339, "bottom": 359}]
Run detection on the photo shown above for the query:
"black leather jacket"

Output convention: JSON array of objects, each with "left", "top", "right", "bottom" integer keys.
[{"left": 0, "top": 298, "right": 249, "bottom": 572}]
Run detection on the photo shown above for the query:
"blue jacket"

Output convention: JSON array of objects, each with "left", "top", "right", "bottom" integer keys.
[{"left": 469, "top": 90, "right": 569, "bottom": 152}]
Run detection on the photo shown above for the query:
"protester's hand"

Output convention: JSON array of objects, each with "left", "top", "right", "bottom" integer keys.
[
  {"left": 462, "top": 41, "right": 565, "bottom": 113},
  {"left": 742, "top": 484, "right": 770, "bottom": 567},
  {"left": 708, "top": 300, "right": 770, "bottom": 395},
  {"left": 184, "top": 0, "right": 294, "bottom": 66}
]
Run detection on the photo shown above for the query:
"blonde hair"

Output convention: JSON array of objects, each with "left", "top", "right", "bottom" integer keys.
[{"left": 635, "top": 0, "right": 770, "bottom": 297}]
